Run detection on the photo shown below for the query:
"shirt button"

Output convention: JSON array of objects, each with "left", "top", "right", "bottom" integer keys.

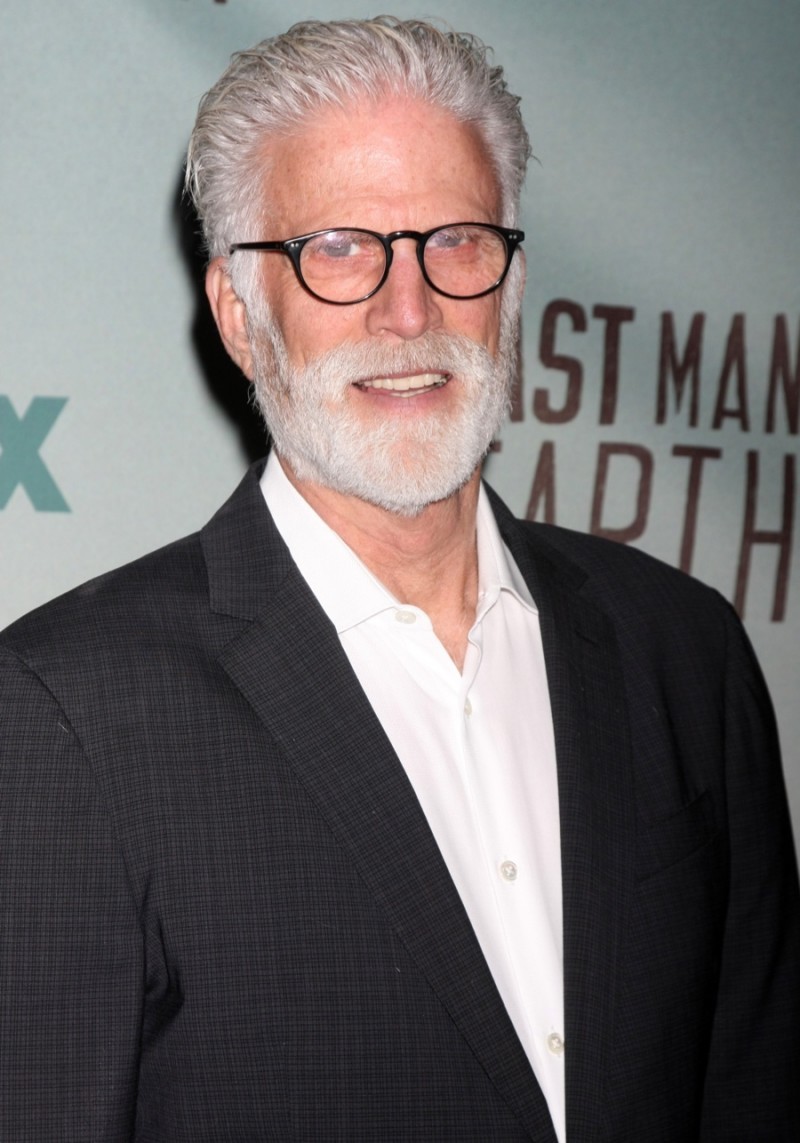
[
  {"left": 547, "top": 1032, "right": 565, "bottom": 1055},
  {"left": 395, "top": 610, "right": 416, "bottom": 624},
  {"left": 499, "top": 860, "right": 518, "bottom": 882},
  {"left": 464, "top": 698, "right": 473, "bottom": 717}
]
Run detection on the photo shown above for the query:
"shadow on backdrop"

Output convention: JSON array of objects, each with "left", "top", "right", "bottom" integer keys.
[{"left": 173, "top": 171, "right": 267, "bottom": 466}]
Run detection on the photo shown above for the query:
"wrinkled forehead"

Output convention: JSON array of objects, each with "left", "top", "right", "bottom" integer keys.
[{"left": 254, "top": 94, "right": 501, "bottom": 236}]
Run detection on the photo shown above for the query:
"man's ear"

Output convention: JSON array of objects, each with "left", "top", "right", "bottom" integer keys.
[{"left": 205, "top": 257, "right": 254, "bottom": 380}]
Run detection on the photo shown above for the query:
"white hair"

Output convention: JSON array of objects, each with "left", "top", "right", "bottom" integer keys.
[{"left": 185, "top": 16, "right": 531, "bottom": 277}]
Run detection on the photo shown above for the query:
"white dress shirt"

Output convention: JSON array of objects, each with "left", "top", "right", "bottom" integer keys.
[{"left": 261, "top": 453, "right": 566, "bottom": 1142}]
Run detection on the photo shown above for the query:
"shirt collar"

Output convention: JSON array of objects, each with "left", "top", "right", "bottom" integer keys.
[
  {"left": 261, "top": 452, "right": 537, "bottom": 635},
  {"left": 475, "top": 482, "right": 538, "bottom": 615}
]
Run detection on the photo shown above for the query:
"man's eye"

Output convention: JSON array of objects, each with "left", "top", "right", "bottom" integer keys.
[
  {"left": 308, "top": 232, "right": 365, "bottom": 259},
  {"left": 428, "top": 227, "right": 471, "bottom": 250}
]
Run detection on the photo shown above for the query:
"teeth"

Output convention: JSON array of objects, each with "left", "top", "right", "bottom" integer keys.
[{"left": 360, "top": 373, "right": 447, "bottom": 392}]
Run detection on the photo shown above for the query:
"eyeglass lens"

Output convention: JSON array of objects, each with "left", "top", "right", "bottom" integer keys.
[{"left": 299, "top": 226, "right": 509, "bottom": 303}]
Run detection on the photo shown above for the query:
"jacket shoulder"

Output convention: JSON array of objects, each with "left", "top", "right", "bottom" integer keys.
[
  {"left": 1, "top": 462, "right": 273, "bottom": 671},
  {"left": 1, "top": 530, "right": 211, "bottom": 672}
]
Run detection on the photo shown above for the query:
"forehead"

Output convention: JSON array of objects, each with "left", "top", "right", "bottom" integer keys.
[{"left": 258, "top": 94, "right": 501, "bottom": 234}]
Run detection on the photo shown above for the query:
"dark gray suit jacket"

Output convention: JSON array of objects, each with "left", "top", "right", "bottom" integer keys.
[{"left": 1, "top": 461, "right": 798, "bottom": 1141}]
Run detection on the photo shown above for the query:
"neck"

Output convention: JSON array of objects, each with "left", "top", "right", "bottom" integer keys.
[{"left": 280, "top": 458, "right": 482, "bottom": 670}]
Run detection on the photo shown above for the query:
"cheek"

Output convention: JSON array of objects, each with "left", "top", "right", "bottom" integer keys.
[
  {"left": 270, "top": 289, "right": 369, "bottom": 370},
  {"left": 280, "top": 310, "right": 362, "bottom": 370},
  {"left": 444, "top": 296, "right": 502, "bottom": 354},
  {"left": 258, "top": 263, "right": 320, "bottom": 367}
]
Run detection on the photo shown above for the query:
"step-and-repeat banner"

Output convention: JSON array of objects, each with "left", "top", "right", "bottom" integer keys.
[{"left": 2, "top": 1, "right": 798, "bottom": 835}]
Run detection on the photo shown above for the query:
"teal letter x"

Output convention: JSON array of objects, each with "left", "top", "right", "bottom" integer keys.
[{"left": 0, "top": 396, "right": 70, "bottom": 511}]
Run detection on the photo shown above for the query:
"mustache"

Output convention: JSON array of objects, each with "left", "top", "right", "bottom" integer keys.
[
  {"left": 313, "top": 331, "right": 493, "bottom": 379},
  {"left": 273, "top": 329, "right": 496, "bottom": 390}
]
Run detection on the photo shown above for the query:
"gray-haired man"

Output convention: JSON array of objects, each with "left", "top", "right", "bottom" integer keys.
[{"left": 1, "top": 18, "right": 798, "bottom": 1141}]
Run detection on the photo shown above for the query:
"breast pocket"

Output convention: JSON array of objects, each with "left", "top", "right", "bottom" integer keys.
[{"left": 637, "top": 789, "right": 719, "bottom": 882}]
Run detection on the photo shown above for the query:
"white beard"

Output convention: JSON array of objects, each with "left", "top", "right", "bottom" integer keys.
[{"left": 246, "top": 279, "right": 521, "bottom": 517}]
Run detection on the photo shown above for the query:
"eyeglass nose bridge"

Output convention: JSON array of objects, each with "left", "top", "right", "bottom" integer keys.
[{"left": 369, "top": 229, "right": 433, "bottom": 297}]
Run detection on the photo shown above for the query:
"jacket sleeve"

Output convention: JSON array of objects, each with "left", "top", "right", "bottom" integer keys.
[
  {"left": 700, "top": 607, "right": 800, "bottom": 1139},
  {"left": 0, "top": 649, "right": 141, "bottom": 1142}
]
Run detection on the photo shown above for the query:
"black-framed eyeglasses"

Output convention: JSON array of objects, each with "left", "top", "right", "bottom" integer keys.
[{"left": 229, "top": 222, "right": 524, "bottom": 306}]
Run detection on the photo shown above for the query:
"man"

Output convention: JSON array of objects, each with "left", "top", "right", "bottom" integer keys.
[{"left": 0, "top": 17, "right": 797, "bottom": 1141}]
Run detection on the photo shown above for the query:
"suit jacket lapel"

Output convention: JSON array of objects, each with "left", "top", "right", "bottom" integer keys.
[
  {"left": 202, "top": 465, "right": 558, "bottom": 1142},
  {"left": 494, "top": 496, "right": 636, "bottom": 1143}
]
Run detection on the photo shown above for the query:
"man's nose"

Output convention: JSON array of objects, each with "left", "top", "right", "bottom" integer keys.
[{"left": 363, "top": 240, "right": 443, "bottom": 339}]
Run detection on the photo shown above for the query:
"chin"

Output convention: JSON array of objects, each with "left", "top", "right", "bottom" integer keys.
[{"left": 281, "top": 426, "right": 488, "bottom": 516}]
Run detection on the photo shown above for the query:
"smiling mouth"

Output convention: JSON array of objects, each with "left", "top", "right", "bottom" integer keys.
[{"left": 355, "top": 372, "right": 450, "bottom": 397}]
